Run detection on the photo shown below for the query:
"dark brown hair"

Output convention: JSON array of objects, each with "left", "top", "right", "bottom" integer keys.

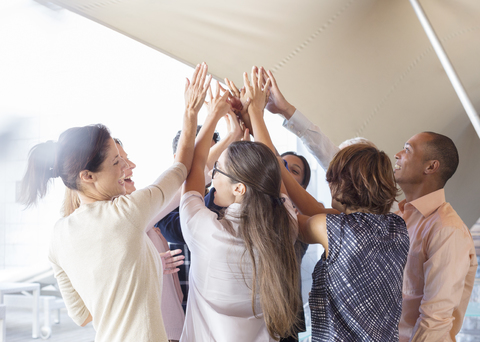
[
  {"left": 422, "top": 131, "right": 459, "bottom": 187},
  {"left": 224, "top": 141, "right": 301, "bottom": 340},
  {"left": 21, "top": 124, "right": 111, "bottom": 207},
  {"left": 326, "top": 144, "right": 399, "bottom": 215},
  {"left": 281, "top": 151, "right": 311, "bottom": 189}
]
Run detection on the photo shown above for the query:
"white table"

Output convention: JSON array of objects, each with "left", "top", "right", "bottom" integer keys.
[{"left": 0, "top": 282, "right": 40, "bottom": 341}]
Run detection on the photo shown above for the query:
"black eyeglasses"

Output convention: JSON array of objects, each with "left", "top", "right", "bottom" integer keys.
[{"left": 212, "top": 161, "right": 240, "bottom": 182}]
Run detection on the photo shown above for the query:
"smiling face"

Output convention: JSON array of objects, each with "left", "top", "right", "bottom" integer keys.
[
  {"left": 282, "top": 154, "right": 306, "bottom": 188},
  {"left": 394, "top": 133, "right": 432, "bottom": 187},
  {"left": 90, "top": 138, "right": 128, "bottom": 200},
  {"left": 116, "top": 143, "right": 137, "bottom": 195}
]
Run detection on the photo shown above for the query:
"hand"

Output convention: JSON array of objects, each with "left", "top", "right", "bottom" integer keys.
[
  {"left": 265, "top": 69, "right": 296, "bottom": 119},
  {"left": 243, "top": 66, "right": 271, "bottom": 118},
  {"left": 205, "top": 81, "right": 231, "bottom": 120},
  {"left": 225, "top": 78, "right": 253, "bottom": 136},
  {"left": 224, "top": 112, "right": 244, "bottom": 142},
  {"left": 185, "top": 63, "right": 212, "bottom": 114},
  {"left": 160, "top": 249, "right": 185, "bottom": 275}
]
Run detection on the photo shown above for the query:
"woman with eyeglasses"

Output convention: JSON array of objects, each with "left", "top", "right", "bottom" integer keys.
[{"left": 178, "top": 69, "right": 300, "bottom": 341}]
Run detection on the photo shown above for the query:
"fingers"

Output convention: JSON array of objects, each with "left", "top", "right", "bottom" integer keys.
[
  {"left": 197, "top": 63, "right": 208, "bottom": 88},
  {"left": 207, "top": 85, "right": 213, "bottom": 102},
  {"left": 225, "top": 78, "right": 240, "bottom": 97},
  {"left": 243, "top": 72, "right": 250, "bottom": 90},
  {"left": 166, "top": 256, "right": 185, "bottom": 267},
  {"left": 267, "top": 69, "right": 277, "bottom": 88},
  {"left": 224, "top": 114, "right": 232, "bottom": 131},
  {"left": 243, "top": 128, "right": 250, "bottom": 141},
  {"left": 258, "top": 66, "right": 264, "bottom": 89},
  {"left": 168, "top": 249, "right": 184, "bottom": 257},
  {"left": 204, "top": 74, "right": 213, "bottom": 92},
  {"left": 190, "top": 64, "right": 201, "bottom": 87},
  {"left": 251, "top": 66, "right": 258, "bottom": 89},
  {"left": 184, "top": 78, "right": 190, "bottom": 93}
]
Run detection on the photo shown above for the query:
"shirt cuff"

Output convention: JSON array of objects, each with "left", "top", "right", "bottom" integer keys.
[{"left": 282, "top": 109, "right": 311, "bottom": 137}]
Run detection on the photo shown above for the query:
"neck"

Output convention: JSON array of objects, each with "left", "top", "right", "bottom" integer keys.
[
  {"left": 78, "top": 189, "right": 115, "bottom": 205},
  {"left": 400, "top": 182, "right": 443, "bottom": 203},
  {"left": 344, "top": 207, "right": 370, "bottom": 215}
]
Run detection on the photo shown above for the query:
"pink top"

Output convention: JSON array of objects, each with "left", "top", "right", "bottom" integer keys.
[
  {"left": 146, "top": 227, "right": 185, "bottom": 340},
  {"left": 397, "top": 189, "right": 477, "bottom": 341}
]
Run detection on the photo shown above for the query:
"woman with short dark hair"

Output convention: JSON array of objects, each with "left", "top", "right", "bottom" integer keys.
[{"left": 20, "top": 63, "right": 211, "bottom": 342}]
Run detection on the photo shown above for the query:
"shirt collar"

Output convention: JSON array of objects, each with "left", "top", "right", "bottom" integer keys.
[{"left": 404, "top": 188, "right": 446, "bottom": 218}]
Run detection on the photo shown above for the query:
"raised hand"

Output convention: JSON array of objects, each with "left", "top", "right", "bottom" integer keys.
[
  {"left": 225, "top": 77, "right": 253, "bottom": 137},
  {"left": 185, "top": 63, "right": 212, "bottom": 114},
  {"left": 243, "top": 66, "right": 271, "bottom": 118},
  {"left": 265, "top": 69, "right": 296, "bottom": 119},
  {"left": 224, "top": 112, "right": 244, "bottom": 142},
  {"left": 205, "top": 81, "right": 231, "bottom": 120},
  {"left": 160, "top": 249, "right": 185, "bottom": 275}
]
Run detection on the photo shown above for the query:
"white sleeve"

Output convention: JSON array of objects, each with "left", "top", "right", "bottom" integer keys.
[
  {"left": 179, "top": 191, "right": 220, "bottom": 250},
  {"left": 283, "top": 109, "right": 340, "bottom": 171}
]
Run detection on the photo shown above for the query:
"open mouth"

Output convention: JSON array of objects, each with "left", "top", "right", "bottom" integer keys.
[
  {"left": 394, "top": 164, "right": 401, "bottom": 170},
  {"left": 124, "top": 175, "right": 133, "bottom": 184}
]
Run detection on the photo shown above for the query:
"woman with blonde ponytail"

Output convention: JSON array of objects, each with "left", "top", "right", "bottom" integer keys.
[
  {"left": 179, "top": 67, "right": 300, "bottom": 342},
  {"left": 20, "top": 64, "right": 211, "bottom": 342}
]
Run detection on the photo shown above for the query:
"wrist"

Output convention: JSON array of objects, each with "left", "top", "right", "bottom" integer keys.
[
  {"left": 184, "top": 108, "right": 198, "bottom": 118},
  {"left": 281, "top": 103, "right": 296, "bottom": 120}
]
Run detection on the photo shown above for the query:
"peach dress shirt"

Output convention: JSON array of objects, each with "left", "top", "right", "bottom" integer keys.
[{"left": 397, "top": 189, "right": 477, "bottom": 342}]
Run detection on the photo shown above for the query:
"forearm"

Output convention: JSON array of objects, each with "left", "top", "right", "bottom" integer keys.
[
  {"left": 184, "top": 114, "right": 221, "bottom": 195},
  {"left": 51, "top": 262, "right": 91, "bottom": 326},
  {"left": 174, "top": 109, "right": 198, "bottom": 173},
  {"left": 280, "top": 157, "right": 329, "bottom": 216},
  {"left": 206, "top": 133, "right": 236, "bottom": 171}
]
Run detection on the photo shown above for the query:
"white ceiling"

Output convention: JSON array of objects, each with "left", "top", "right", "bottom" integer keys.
[{"left": 46, "top": 0, "right": 480, "bottom": 226}]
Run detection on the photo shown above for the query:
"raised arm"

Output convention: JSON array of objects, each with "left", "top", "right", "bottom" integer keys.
[
  {"left": 278, "top": 154, "right": 338, "bottom": 216},
  {"left": 174, "top": 63, "right": 212, "bottom": 173},
  {"left": 206, "top": 112, "right": 244, "bottom": 171},
  {"left": 298, "top": 214, "right": 329, "bottom": 256},
  {"left": 184, "top": 81, "right": 231, "bottom": 195},
  {"left": 265, "top": 69, "right": 296, "bottom": 120},
  {"left": 266, "top": 70, "right": 339, "bottom": 171}
]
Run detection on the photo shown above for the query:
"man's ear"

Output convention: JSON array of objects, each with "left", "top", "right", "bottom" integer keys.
[
  {"left": 79, "top": 170, "right": 96, "bottom": 183},
  {"left": 233, "top": 183, "right": 246, "bottom": 197},
  {"left": 424, "top": 160, "right": 440, "bottom": 175}
]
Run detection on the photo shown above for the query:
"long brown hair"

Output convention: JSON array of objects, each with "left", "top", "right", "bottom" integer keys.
[
  {"left": 224, "top": 141, "right": 300, "bottom": 340},
  {"left": 20, "top": 124, "right": 111, "bottom": 207}
]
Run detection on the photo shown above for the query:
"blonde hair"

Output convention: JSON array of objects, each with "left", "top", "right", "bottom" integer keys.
[{"left": 62, "top": 188, "right": 80, "bottom": 217}]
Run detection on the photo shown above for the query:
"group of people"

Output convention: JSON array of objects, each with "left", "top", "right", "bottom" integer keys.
[{"left": 21, "top": 63, "right": 477, "bottom": 342}]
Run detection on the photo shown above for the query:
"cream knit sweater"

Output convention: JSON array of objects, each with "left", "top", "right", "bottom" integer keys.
[{"left": 49, "top": 162, "right": 187, "bottom": 342}]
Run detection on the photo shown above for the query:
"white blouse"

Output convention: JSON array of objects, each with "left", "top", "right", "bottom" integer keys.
[{"left": 179, "top": 191, "right": 297, "bottom": 342}]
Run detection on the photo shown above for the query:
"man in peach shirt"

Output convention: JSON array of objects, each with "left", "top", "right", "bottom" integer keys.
[
  {"left": 266, "top": 71, "right": 476, "bottom": 340},
  {"left": 394, "top": 132, "right": 477, "bottom": 342}
]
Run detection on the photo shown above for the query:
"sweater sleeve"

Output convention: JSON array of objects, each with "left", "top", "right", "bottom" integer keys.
[
  {"left": 115, "top": 162, "right": 187, "bottom": 232},
  {"left": 50, "top": 260, "right": 90, "bottom": 326}
]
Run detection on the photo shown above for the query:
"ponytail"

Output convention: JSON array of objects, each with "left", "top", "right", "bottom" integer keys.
[
  {"left": 20, "top": 141, "right": 59, "bottom": 207},
  {"left": 20, "top": 124, "right": 112, "bottom": 208}
]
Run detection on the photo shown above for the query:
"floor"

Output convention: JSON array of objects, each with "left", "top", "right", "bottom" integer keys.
[
  {"left": 4, "top": 306, "right": 95, "bottom": 342},
  {"left": 5, "top": 305, "right": 480, "bottom": 342}
]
